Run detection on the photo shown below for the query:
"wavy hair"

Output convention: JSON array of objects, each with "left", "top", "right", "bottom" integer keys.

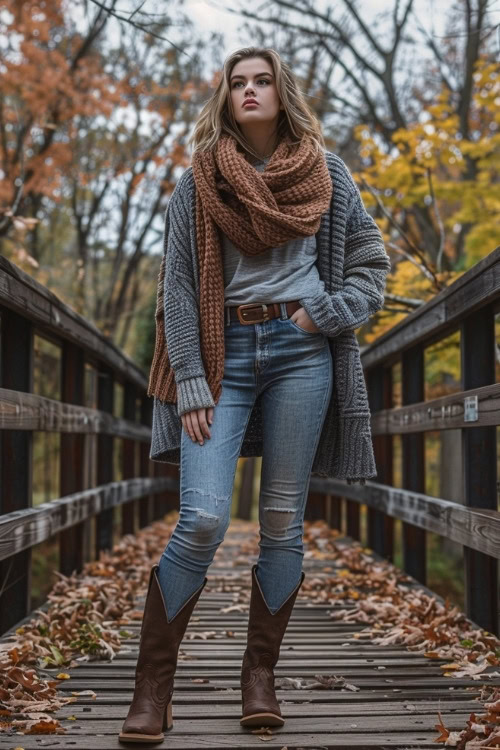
[{"left": 189, "top": 47, "right": 325, "bottom": 159}]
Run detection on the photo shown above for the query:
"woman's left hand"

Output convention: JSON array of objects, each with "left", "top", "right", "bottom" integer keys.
[{"left": 289, "top": 307, "right": 321, "bottom": 333}]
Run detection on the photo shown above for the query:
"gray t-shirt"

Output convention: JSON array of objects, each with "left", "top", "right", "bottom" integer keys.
[{"left": 221, "top": 157, "right": 325, "bottom": 306}]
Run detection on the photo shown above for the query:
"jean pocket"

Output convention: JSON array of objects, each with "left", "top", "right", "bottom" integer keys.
[{"left": 286, "top": 317, "right": 323, "bottom": 336}]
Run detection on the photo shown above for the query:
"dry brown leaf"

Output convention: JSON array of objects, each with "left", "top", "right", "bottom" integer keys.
[
  {"left": 484, "top": 697, "right": 500, "bottom": 712},
  {"left": 23, "top": 718, "right": 65, "bottom": 735},
  {"left": 70, "top": 690, "right": 96, "bottom": 698},
  {"left": 251, "top": 727, "right": 275, "bottom": 739},
  {"left": 435, "top": 710, "right": 450, "bottom": 743}
]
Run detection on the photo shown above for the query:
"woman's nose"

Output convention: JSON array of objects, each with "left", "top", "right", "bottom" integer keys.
[{"left": 244, "top": 82, "right": 256, "bottom": 96}]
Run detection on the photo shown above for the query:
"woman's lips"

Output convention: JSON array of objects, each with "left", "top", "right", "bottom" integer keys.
[{"left": 243, "top": 100, "right": 258, "bottom": 108}]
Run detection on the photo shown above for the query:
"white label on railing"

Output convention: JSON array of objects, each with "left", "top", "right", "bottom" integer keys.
[{"left": 464, "top": 395, "right": 479, "bottom": 422}]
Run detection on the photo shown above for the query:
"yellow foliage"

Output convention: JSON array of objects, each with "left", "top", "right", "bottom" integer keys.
[{"left": 356, "top": 57, "right": 500, "bottom": 342}]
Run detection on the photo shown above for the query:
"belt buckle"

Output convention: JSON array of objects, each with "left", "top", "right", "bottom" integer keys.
[{"left": 237, "top": 303, "right": 269, "bottom": 325}]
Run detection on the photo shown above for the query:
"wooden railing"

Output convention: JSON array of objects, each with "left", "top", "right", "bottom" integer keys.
[
  {"left": 3, "top": 248, "right": 499, "bottom": 638},
  {"left": 309, "top": 246, "right": 500, "bottom": 636},
  {"left": 0, "top": 256, "right": 179, "bottom": 635}
]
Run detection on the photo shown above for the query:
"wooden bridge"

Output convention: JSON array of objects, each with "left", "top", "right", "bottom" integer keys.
[{"left": 1, "top": 249, "right": 500, "bottom": 748}]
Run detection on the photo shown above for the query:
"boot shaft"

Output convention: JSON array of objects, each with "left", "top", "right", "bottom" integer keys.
[
  {"left": 136, "top": 565, "right": 206, "bottom": 678},
  {"left": 244, "top": 564, "right": 305, "bottom": 670}
]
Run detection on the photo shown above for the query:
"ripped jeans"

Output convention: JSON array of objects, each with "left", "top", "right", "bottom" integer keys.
[{"left": 157, "top": 301, "right": 333, "bottom": 620}]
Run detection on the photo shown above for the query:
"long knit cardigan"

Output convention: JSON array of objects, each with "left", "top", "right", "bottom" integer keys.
[{"left": 150, "top": 151, "right": 391, "bottom": 482}]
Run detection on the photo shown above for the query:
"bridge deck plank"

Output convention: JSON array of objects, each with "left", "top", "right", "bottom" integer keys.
[{"left": 1, "top": 525, "right": 497, "bottom": 749}]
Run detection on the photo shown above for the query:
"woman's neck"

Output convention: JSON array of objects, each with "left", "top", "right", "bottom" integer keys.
[{"left": 240, "top": 126, "right": 278, "bottom": 161}]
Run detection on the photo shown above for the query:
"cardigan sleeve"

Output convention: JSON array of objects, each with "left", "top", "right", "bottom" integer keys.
[
  {"left": 163, "top": 170, "right": 216, "bottom": 417},
  {"left": 298, "top": 160, "right": 391, "bottom": 337}
]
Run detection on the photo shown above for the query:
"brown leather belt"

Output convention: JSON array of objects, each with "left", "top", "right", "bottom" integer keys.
[{"left": 226, "top": 300, "right": 302, "bottom": 325}]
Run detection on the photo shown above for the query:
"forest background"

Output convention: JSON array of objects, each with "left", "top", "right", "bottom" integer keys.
[{"left": 0, "top": 0, "right": 499, "bottom": 607}]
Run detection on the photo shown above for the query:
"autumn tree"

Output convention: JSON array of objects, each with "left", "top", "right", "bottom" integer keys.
[
  {"left": 0, "top": 0, "right": 117, "bottom": 245},
  {"left": 353, "top": 55, "right": 499, "bottom": 342},
  {"left": 0, "top": 0, "right": 222, "bottom": 351},
  {"left": 62, "top": 30, "right": 219, "bottom": 346}
]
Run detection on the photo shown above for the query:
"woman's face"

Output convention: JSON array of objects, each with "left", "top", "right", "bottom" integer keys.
[{"left": 229, "top": 56, "right": 282, "bottom": 128}]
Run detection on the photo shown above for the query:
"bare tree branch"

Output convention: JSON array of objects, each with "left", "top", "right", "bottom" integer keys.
[
  {"left": 87, "top": 0, "right": 192, "bottom": 59},
  {"left": 385, "top": 291, "right": 425, "bottom": 307},
  {"left": 360, "top": 178, "right": 443, "bottom": 291},
  {"left": 426, "top": 168, "right": 446, "bottom": 273},
  {"left": 225, "top": 0, "right": 411, "bottom": 134},
  {"left": 387, "top": 242, "right": 437, "bottom": 285}
]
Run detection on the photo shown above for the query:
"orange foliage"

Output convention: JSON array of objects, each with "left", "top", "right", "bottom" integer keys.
[{"left": 0, "top": 0, "right": 120, "bottom": 207}]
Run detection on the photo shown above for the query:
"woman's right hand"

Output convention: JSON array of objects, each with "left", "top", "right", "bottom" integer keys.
[{"left": 181, "top": 406, "right": 214, "bottom": 445}]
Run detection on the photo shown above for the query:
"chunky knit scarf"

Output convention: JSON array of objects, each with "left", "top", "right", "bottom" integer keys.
[{"left": 148, "top": 132, "right": 333, "bottom": 406}]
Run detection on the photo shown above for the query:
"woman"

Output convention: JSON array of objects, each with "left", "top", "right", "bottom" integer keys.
[{"left": 119, "top": 46, "right": 390, "bottom": 744}]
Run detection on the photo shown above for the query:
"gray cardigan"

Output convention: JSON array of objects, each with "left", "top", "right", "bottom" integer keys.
[{"left": 150, "top": 151, "right": 391, "bottom": 481}]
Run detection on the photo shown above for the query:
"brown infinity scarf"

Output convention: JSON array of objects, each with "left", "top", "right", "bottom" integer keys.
[{"left": 148, "top": 132, "right": 333, "bottom": 406}]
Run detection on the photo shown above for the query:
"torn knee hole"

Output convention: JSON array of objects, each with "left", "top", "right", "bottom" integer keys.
[
  {"left": 181, "top": 488, "right": 227, "bottom": 507},
  {"left": 180, "top": 489, "right": 231, "bottom": 537},
  {"left": 263, "top": 506, "right": 298, "bottom": 533},
  {"left": 195, "top": 509, "right": 219, "bottom": 521},
  {"left": 263, "top": 507, "right": 296, "bottom": 513}
]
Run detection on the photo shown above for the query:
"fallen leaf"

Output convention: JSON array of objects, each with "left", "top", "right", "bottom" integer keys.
[
  {"left": 435, "top": 710, "right": 450, "bottom": 743},
  {"left": 24, "top": 718, "right": 64, "bottom": 735},
  {"left": 251, "top": 727, "right": 275, "bottom": 740},
  {"left": 70, "top": 690, "right": 96, "bottom": 698}
]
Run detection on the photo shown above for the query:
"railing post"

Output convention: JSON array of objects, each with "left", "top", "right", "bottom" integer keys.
[
  {"left": 304, "top": 490, "right": 328, "bottom": 522},
  {"left": 163, "top": 462, "right": 179, "bottom": 514},
  {"left": 153, "top": 461, "right": 168, "bottom": 519},
  {"left": 139, "top": 395, "right": 154, "bottom": 528},
  {"left": 367, "top": 365, "right": 394, "bottom": 561},
  {"left": 0, "top": 310, "right": 33, "bottom": 632},
  {"left": 329, "top": 494, "right": 340, "bottom": 531},
  {"left": 345, "top": 495, "right": 360, "bottom": 540},
  {"left": 401, "top": 346, "right": 426, "bottom": 584},
  {"left": 95, "top": 367, "right": 114, "bottom": 555},
  {"left": 59, "top": 342, "right": 86, "bottom": 575},
  {"left": 122, "top": 382, "right": 137, "bottom": 536},
  {"left": 462, "top": 306, "right": 498, "bottom": 634},
  {"left": 237, "top": 457, "right": 255, "bottom": 520}
]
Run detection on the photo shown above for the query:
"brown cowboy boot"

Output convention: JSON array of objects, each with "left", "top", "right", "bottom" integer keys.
[
  {"left": 119, "top": 564, "right": 206, "bottom": 744},
  {"left": 240, "top": 563, "right": 305, "bottom": 728}
]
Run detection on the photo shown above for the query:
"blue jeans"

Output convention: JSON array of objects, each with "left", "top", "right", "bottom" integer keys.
[{"left": 157, "top": 301, "right": 333, "bottom": 621}]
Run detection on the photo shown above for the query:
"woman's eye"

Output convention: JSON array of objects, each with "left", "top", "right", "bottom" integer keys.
[{"left": 232, "top": 79, "right": 270, "bottom": 88}]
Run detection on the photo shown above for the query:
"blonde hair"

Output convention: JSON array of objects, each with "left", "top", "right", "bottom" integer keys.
[{"left": 189, "top": 47, "right": 325, "bottom": 159}]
